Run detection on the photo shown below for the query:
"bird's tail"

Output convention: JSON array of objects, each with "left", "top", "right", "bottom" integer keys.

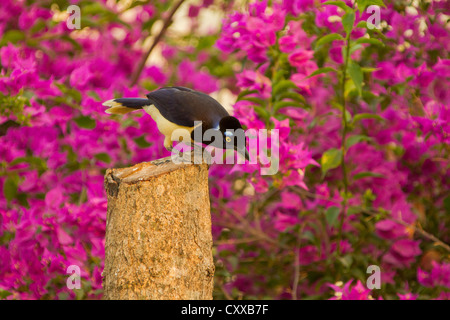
[{"left": 103, "top": 98, "right": 151, "bottom": 115}]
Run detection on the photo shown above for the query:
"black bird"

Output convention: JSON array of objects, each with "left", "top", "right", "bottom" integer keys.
[{"left": 103, "top": 86, "right": 249, "bottom": 160}]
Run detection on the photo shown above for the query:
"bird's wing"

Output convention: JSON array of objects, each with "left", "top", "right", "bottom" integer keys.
[{"left": 146, "top": 87, "right": 229, "bottom": 128}]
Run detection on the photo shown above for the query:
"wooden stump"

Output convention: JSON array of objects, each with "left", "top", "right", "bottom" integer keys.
[{"left": 103, "top": 156, "right": 214, "bottom": 299}]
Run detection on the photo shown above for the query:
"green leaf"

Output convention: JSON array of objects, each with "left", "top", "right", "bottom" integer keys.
[
  {"left": 443, "top": 196, "right": 450, "bottom": 214},
  {"left": 75, "top": 288, "right": 85, "bottom": 300},
  {"left": 356, "top": 0, "right": 386, "bottom": 14},
  {"left": 353, "top": 171, "right": 386, "bottom": 180},
  {"left": 338, "top": 255, "right": 353, "bottom": 269},
  {"left": 3, "top": 177, "right": 18, "bottom": 202},
  {"left": 87, "top": 91, "right": 101, "bottom": 101},
  {"left": 197, "top": 35, "right": 217, "bottom": 50},
  {"left": 315, "top": 33, "right": 344, "bottom": 49},
  {"left": 68, "top": 88, "right": 82, "bottom": 104},
  {"left": 356, "top": 21, "right": 368, "bottom": 29},
  {"left": 323, "top": 1, "right": 353, "bottom": 13},
  {"left": 83, "top": 2, "right": 110, "bottom": 15},
  {"left": 272, "top": 80, "right": 298, "bottom": 98},
  {"left": 239, "top": 96, "right": 265, "bottom": 106},
  {"left": 325, "top": 206, "right": 340, "bottom": 227},
  {"left": 60, "top": 35, "right": 82, "bottom": 51},
  {"left": 0, "top": 230, "right": 15, "bottom": 245},
  {"left": 344, "top": 109, "right": 352, "bottom": 122},
  {"left": 273, "top": 100, "right": 305, "bottom": 111},
  {"left": 30, "top": 19, "right": 47, "bottom": 34},
  {"left": 349, "top": 43, "right": 363, "bottom": 54},
  {"left": 253, "top": 106, "right": 271, "bottom": 120},
  {"left": 272, "top": 68, "right": 288, "bottom": 84},
  {"left": 301, "top": 230, "right": 315, "bottom": 242},
  {"left": 307, "top": 67, "right": 338, "bottom": 78},
  {"left": 352, "top": 113, "right": 385, "bottom": 124},
  {"left": 74, "top": 116, "right": 96, "bottom": 129},
  {"left": 17, "top": 193, "right": 29, "bottom": 208},
  {"left": 10, "top": 156, "right": 47, "bottom": 175},
  {"left": 120, "top": 117, "right": 139, "bottom": 129},
  {"left": 277, "top": 91, "right": 306, "bottom": 104},
  {"left": 0, "top": 289, "right": 13, "bottom": 299},
  {"left": 79, "top": 16, "right": 98, "bottom": 28},
  {"left": 345, "top": 135, "right": 372, "bottom": 149},
  {"left": 94, "top": 153, "right": 111, "bottom": 164},
  {"left": 361, "top": 67, "right": 380, "bottom": 73},
  {"left": 0, "top": 30, "right": 25, "bottom": 46},
  {"left": 348, "top": 61, "right": 363, "bottom": 95},
  {"left": 342, "top": 12, "right": 356, "bottom": 36},
  {"left": 134, "top": 135, "right": 151, "bottom": 148},
  {"left": 237, "top": 89, "right": 259, "bottom": 101},
  {"left": 321, "top": 148, "right": 343, "bottom": 178},
  {"left": 355, "top": 38, "right": 384, "bottom": 46}
]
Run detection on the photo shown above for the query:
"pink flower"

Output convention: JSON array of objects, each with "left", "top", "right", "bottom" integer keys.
[
  {"left": 70, "top": 64, "right": 94, "bottom": 90},
  {"left": 288, "top": 49, "right": 314, "bottom": 68},
  {"left": 298, "top": 245, "right": 319, "bottom": 265},
  {"left": 177, "top": 59, "right": 218, "bottom": 93},
  {"left": 274, "top": 211, "right": 299, "bottom": 232},
  {"left": 329, "top": 46, "right": 343, "bottom": 64},
  {"left": 383, "top": 239, "right": 422, "bottom": 268},
  {"left": 279, "top": 35, "right": 297, "bottom": 53},
  {"left": 188, "top": 5, "right": 200, "bottom": 18},
  {"left": 237, "top": 70, "right": 272, "bottom": 99},
  {"left": 45, "top": 187, "right": 64, "bottom": 209},
  {"left": 397, "top": 293, "right": 419, "bottom": 300},
  {"left": 142, "top": 65, "right": 167, "bottom": 85},
  {"left": 280, "top": 191, "right": 302, "bottom": 210},
  {"left": 272, "top": 117, "right": 290, "bottom": 140},
  {"left": 282, "top": 0, "right": 314, "bottom": 15},
  {"left": 328, "top": 280, "right": 372, "bottom": 300},
  {"left": 375, "top": 219, "right": 408, "bottom": 240},
  {"left": 418, "top": 262, "right": 450, "bottom": 288}
]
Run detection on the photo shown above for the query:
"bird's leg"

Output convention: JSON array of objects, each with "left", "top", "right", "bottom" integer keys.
[
  {"left": 191, "top": 142, "right": 203, "bottom": 153},
  {"left": 164, "top": 137, "right": 185, "bottom": 163},
  {"left": 190, "top": 142, "right": 212, "bottom": 165},
  {"left": 164, "top": 136, "right": 174, "bottom": 152}
]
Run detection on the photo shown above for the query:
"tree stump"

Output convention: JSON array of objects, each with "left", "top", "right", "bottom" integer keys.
[{"left": 103, "top": 155, "right": 214, "bottom": 299}]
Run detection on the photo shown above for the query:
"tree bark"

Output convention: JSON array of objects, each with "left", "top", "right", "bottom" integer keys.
[{"left": 103, "top": 156, "right": 214, "bottom": 300}]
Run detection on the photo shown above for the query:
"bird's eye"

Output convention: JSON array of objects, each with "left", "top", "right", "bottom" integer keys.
[{"left": 225, "top": 137, "right": 231, "bottom": 143}]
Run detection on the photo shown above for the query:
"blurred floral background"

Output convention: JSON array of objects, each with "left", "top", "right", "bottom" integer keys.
[{"left": 0, "top": 0, "right": 449, "bottom": 300}]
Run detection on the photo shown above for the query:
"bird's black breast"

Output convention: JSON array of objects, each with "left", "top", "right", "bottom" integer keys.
[{"left": 146, "top": 87, "right": 229, "bottom": 129}]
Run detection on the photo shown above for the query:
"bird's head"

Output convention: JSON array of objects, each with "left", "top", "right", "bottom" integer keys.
[{"left": 218, "top": 116, "right": 249, "bottom": 161}]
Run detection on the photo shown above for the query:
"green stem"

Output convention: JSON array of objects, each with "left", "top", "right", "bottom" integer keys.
[{"left": 337, "top": 36, "right": 351, "bottom": 255}]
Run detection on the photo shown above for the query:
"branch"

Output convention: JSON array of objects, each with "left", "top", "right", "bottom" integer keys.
[
  {"left": 289, "top": 186, "right": 450, "bottom": 253},
  {"left": 103, "top": 157, "right": 214, "bottom": 299},
  {"left": 130, "top": 0, "right": 186, "bottom": 86},
  {"left": 337, "top": 35, "right": 352, "bottom": 255}
]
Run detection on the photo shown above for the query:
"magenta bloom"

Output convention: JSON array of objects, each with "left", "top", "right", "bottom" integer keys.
[
  {"left": 236, "top": 70, "right": 272, "bottom": 99},
  {"left": 383, "top": 239, "right": 422, "bottom": 268},
  {"left": 328, "top": 280, "right": 372, "bottom": 300},
  {"left": 418, "top": 262, "right": 450, "bottom": 288},
  {"left": 375, "top": 219, "right": 408, "bottom": 240},
  {"left": 288, "top": 49, "right": 314, "bottom": 68},
  {"left": 397, "top": 293, "right": 419, "bottom": 300}
]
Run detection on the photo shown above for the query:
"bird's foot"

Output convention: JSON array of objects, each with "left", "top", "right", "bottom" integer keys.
[{"left": 190, "top": 143, "right": 212, "bottom": 165}]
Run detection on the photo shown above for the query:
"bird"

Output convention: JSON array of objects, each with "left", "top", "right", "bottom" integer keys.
[{"left": 102, "top": 86, "right": 249, "bottom": 160}]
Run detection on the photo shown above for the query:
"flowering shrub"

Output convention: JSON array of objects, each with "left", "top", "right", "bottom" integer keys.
[{"left": 0, "top": 0, "right": 449, "bottom": 300}]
